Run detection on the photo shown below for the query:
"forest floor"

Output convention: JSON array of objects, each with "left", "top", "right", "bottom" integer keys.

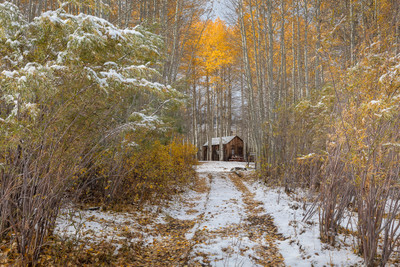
[{"left": 54, "top": 161, "right": 364, "bottom": 266}]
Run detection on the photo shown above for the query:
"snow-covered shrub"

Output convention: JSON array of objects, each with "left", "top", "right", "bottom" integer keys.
[
  {"left": 319, "top": 46, "right": 400, "bottom": 265},
  {"left": 0, "top": 2, "right": 188, "bottom": 264},
  {"left": 0, "top": 1, "right": 27, "bottom": 69}
]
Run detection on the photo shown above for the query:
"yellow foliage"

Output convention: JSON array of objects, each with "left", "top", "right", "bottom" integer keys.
[
  {"left": 199, "top": 18, "right": 235, "bottom": 72},
  {"left": 329, "top": 50, "right": 400, "bottom": 192},
  {"left": 77, "top": 136, "right": 198, "bottom": 205}
]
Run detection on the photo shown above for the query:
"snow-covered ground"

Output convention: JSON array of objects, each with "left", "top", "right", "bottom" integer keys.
[
  {"left": 55, "top": 161, "right": 364, "bottom": 266},
  {"left": 195, "top": 162, "right": 363, "bottom": 266},
  {"left": 196, "top": 160, "right": 254, "bottom": 173},
  {"left": 185, "top": 171, "right": 253, "bottom": 266},
  {"left": 162, "top": 160, "right": 261, "bottom": 266},
  {"left": 246, "top": 182, "right": 363, "bottom": 266}
]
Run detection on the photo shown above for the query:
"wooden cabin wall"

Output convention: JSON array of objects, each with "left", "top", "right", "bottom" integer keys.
[{"left": 202, "top": 136, "right": 244, "bottom": 161}]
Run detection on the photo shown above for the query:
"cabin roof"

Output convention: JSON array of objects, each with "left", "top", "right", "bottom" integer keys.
[{"left": 203, "top": 136, "right": 240, "bottom": 146}]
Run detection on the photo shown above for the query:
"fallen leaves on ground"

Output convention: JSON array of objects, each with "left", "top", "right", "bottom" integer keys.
[{"left": 32, "top": 170, "right": 285, "bottom": 266}]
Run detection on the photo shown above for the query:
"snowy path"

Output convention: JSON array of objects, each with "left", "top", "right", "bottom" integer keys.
[
  {"left": 187, "top": 172, "right": 250, "bottom": 266},
  {"left": 164, "top": 161, "right": 362, "bottom": 266},
  {"left": 55, "top": 161, "right": 364, "bottom": 266},
  {"left": 167, "top": 162, "right": 284, "bottom": 266}
]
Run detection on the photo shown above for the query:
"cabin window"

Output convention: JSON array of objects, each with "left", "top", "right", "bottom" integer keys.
[{"left": 232, "top": 148, "right": 235, "bottom": 155}]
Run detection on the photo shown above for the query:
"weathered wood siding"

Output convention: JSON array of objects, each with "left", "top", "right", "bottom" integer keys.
[{"left": 202, "top": 136, "right": 244, "bottom": 161}]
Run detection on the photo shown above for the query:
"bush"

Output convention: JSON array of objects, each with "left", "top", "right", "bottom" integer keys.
[
  {"left": 259, "top": 85, "right": 334, "bottom": 190},
  {"left": 317, "top": 46, "right": 400, "bottom": 265},
  {"left": 75, "top": 136, "right": 198, "bottom": 206},
  {"left": 0, "top": 2, "right": 190, "bottom": 264}
]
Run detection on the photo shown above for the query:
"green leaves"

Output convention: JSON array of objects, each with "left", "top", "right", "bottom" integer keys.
[{"left": 0, "top": 3, "right": 182, "bottom": 137}]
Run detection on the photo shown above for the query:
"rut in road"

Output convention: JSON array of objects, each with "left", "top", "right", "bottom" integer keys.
[
  {"left": 183, "top": 167, "right": 285, "bottom": 266},
  {"left": 54, "top": 161, "right": 365, "bottom": 266},
  {"left": 55, "top": 162, "right": 285, "bottom": 266}
]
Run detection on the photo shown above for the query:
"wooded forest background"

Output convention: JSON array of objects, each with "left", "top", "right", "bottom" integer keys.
[
  {"left": 7, "top": 0, "right": 400, "bottom": 168},
  {"left": 1, "top": 0, "right": 400, "bottom": 265}
]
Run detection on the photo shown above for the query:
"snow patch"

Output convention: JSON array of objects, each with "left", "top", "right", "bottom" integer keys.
[
  {"left": 203, "top": 136, "right": 238, "bottom": 146},
  {"left": 196, "top": 161, "right": 251, "bottom": 173},
  {"left": 247, "top": 183, "right": 364, "bottom": 267},
  {"left": 2, "top": 70, "right": 18, "bottom": 78}
]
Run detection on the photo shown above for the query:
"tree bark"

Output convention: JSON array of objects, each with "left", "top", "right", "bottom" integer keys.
[
  {"left": 206, "top": 72, "right": 213, "bottom": 161},
  {"left": 350, "top": 0, "right": 356, "bottom": 66},
  {"left": 304, "top": 0, "right": 309, "bottom": 97},
  {"left": 315, "top": 0, "right": 322, "bottom": 89}
]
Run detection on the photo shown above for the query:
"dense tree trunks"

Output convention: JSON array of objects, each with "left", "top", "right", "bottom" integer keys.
[
  {"left": 304, "top": 0, "right": 309, "bottom": 98},
  {"left": 191, "top": 71, "right": 199, "bottom": 156},
  {"left": 206, "top": 73, "right": 213, "bottom": 161},
  {"left": 228, "top": 0, "right": 400, "bottom": 175},
  {"left": 296, "top": 2, "right": 303, "bottom": 99},
  {"left": 227, "top": 67, "right": 232, "bottom": 136},
  {"left": 350, "top": 0, "right": 356, "bottom": 66},
  {"left": 11, "top": 0, "right": 400, "bottom": 171},
  {"left": 267, "top": 0, "right": 274, "bottom": 118},
  {"left": 292, "top": 9, "right": 297, "bottom": 103},
  {"left": 171, "top": 0, "right": 182, "bottom": 82},
  {"left": 27, "top": 0, "right": 34, "bottom": 21},
  {"left": 238, "top": 0, "right": 263, "bottom": 167},
  {"left": 248, "top": 0, "right": 264, "bottom": 126},
  {"left": 315, "top": 0, "right": 321, "bottom": 89},
  {"left": 397, "top": 7, "right": 400, "bottom": 55},
  {"left": 280, "top": 1, "right": 286, "bottom": 102},
  {"left": 218, "top": 80, "right": 224, "bottom": 161}
]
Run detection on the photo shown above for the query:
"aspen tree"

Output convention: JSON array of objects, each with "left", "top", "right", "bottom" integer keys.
[
  {"left": 304, "top": 0, "right": 309, "bottom": 98},
  {"left": 292, "top": 2, "right": 297, "bottom": 103},
  {"left": 315, "top": 0, "right": 321, "bottom": 89}
]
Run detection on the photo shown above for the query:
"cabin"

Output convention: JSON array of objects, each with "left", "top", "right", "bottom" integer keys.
[{"left": 202, "top": 136, "right": 244, "bottom": 161}]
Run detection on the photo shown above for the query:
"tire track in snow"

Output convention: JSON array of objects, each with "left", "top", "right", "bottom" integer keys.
[
  {"left": 187, "top": 171, "right": 251, "bottom": 266},
  {"left": 229, "top": 173, "right": 285, "bottom": 266},
  {"left": 186, "top": 162, "right": 283, "bottom": 267}
]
